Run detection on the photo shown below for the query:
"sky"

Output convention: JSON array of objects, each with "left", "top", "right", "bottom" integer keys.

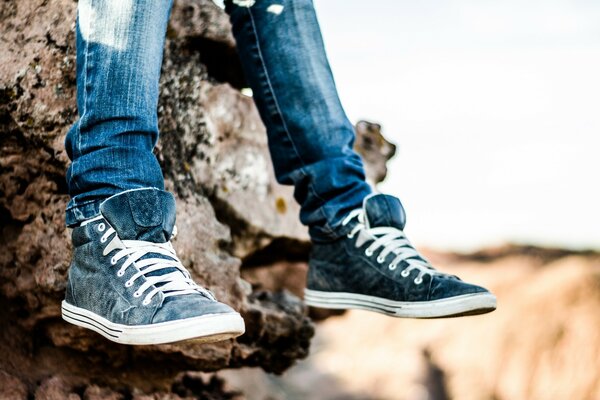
[{"left": 312, "top": 0, "right": 600, "bottom": 251}]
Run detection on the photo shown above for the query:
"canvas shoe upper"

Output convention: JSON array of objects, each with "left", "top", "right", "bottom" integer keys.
[
  {"left": 62, "top": 188, "right": 245, "bottom": 344},
  {"left": 304, "top": 193, "right": 497, "bottom": 318}
]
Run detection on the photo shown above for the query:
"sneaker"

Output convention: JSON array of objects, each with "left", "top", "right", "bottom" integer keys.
[
  {"left": 62, "top": 188, "right": 245, "bottom": 345},
  {"left": 304, "top": 194, "right": 497, "bottom": 318}
]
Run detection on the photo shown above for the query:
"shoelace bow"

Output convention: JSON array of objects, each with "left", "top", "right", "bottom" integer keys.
[
  {"left": 342, "top": 209, "right": 447, "bottom": 284},
  {"left": 93, "top": 219, "right": 215, "bottom": 305}
]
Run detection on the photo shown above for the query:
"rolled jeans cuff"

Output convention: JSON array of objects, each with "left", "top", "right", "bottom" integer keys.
[
  {"left": 65, "top": 198, "right": 102, "bottom": 227},
  {"left": 309, "top": 220, "right": 355, "bottom": 243}
]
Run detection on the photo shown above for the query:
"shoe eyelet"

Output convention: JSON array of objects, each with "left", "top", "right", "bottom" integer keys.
[
  {"left": 111, "top": 257, "right": 117, "bottom": 265},
  {"left": 389, "top": 263, "right": 397, "bottom": 270},
  {"left": 100, "top": 236, "right": 107, "bottom": 243},
  {"left": 376, "top": 255, "right": 386, "bottom": 263},
  {"left": 401, "top": 270, "right": 410, "bottom": 278},
  {"left": 125, "top": 280, "right": 133, "bottom": 288},
  {"left": 414, "top": 277, "right": 423, "bottom": 285},
  {"left": 142, "top": 299, "right": 150, "bottom": 306},
  {"left": 133, "top": 291, "right": 141, "bottom": 298},
  {"left": 365, "top": 249, "right": 374, "bottom": 257},
  {"left": 346, "top": 232, "right": 355, "bottom": 239},
  {"left": 97, "top": 223, "right": 105, "bottom": 232},
  {"left": 117, "top": 270, "right": 125, "bottom": 277}
]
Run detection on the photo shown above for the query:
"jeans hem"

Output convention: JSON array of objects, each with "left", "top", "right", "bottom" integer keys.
[
  {"left": 65, "top": 198, "right": 103, "bottom": 227},
  {"left": 309, "top": 188, "right": 373, "bottom": 243},
  {"left": 309, "top": 221, "right": 354, "bottom": 243},
  {"left": 65, "top": 187, "right": 167, "bottom": 227}
]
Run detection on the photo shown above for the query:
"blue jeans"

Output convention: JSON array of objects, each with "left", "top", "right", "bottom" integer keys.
[{"left": 65, "top": 0, "right": 372, "bottom": 242}]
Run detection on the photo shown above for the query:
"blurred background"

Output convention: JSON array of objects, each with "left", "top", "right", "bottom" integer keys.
[{"left": 316, "top": 0, "right": 600, "bottom": 251}]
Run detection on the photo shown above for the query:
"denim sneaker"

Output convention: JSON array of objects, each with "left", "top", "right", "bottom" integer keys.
[
  {"left": 304, "top": 194, "right": 497, "bottom": 318},
  {"left": 61, "top": 188, "right": 245, "bottom": 345}
]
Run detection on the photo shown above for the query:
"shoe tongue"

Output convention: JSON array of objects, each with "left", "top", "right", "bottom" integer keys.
[
  {"left": 363, "top": 194, "right": 406, "bottom": 230},
  {"left": 100, "top": 188, "right": 176, "bottom": 243}
]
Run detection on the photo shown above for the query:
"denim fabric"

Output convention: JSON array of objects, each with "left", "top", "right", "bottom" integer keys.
[
  {"left": 225, "top": 0, "right": 372, "bottom": 241},
  {"left": 307, "top": 194, "right": 489, "bottom": 302},
  {"left": 65, "top": 188, "right": 234, "bottom": 326},
  {"left": 65, "top": 0, "right": 372, "bottom": 242},
  {"left": 65, "top": 0, "right": 172, "bottom": 224}
]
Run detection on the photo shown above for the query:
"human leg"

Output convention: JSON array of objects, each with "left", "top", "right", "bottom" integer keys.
[
  {"left": 62, "top": 0, "right": 244, "bottom": 343},
  {"left": 225, "top": 0, "right": 496, "bottom": 317},
  {"left": 225, "top": 0, "right": 373, "bottom": 242},
  {"left": 64, "top": 0, "right": 171, "bottom": 226}
]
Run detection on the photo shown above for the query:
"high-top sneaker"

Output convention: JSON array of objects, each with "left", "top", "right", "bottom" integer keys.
[
  {"left": 62, "top": 188, "right": 245, "bottom": 344},
  {"left": 304, "top": 194, "right": 496, "bottom": 318}
]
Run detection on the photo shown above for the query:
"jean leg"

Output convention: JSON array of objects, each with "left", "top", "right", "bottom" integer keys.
[
  {"left": 64, "top": 0, "right": 173, "bottom": 227},
  {"left": 225, "top": 0, "right": 372, "bottom": 242}
]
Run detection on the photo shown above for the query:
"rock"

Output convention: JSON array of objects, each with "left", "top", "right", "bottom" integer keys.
[
  {"left": 0, "top": 0, "right": 395, "bottom": 398},
  {"left": 29, "top": 373, "right": 244, "bottom": 400},
  {"left": 83, "top": 385, "right": 124, "bottom": 400},
  {"left": 354, "top": 120, "right": 396, "bottom": 186},
  {"left": 158, "top": 58, "right": 308, "bottom": 258},
  {"left": 169, "top": 0, "right": 235, "bottom": 47},
  {"left": 35, "top": 376, "right": 81, "bottom": 400},
  {"left": 0, "top": 370, "right": 28, "bottom": 400}
]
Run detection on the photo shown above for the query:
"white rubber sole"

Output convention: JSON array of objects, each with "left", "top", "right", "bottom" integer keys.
[
  {"left": 304, "top": 289, "right": 497, "bottom": 318},
  {"left": 61, "top": 301, "right": 245, "bottom": 345}
]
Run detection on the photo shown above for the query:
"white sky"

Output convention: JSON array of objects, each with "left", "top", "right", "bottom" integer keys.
[{"left": 313, "top": 0, "right": 600, "bottom": 251}]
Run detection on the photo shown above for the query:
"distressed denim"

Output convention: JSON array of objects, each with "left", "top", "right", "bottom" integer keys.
[{"left": 65, "top": 0, "right": 372, "bottom": 242}]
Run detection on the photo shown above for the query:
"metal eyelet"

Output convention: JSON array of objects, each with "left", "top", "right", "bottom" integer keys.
[
  {"left": 347, "top": 232, "right": 355, "bottom": 239},
  {"left": 414, "top": 277, "right": 423, "bottom": 285},
  {"left": 133, "top": 291, "right": 141, "bottom": 298},
  {"left": 117, "top": 270, "right": 125, "bottom": 277},
  {"left": 111, "top": 257, "right": 117, "bottom": 265},
  {"left": 100, "top": 236, "right": 107, "bottom": 243},
  {"left": 142, "top": 299, "right": 151, "bottom": 306},
  {"left": 125, "top": 281, "right": 133, "bottom": 288},
  {"left": 376, "top": 255, "right": 386, "bottom": 263},
  {"left": 401, "top": 269, "right": 410, "bottom": 278},
  {"left": 389, "top": 263, "right": 397, "bottom": 270},
  {"left": 365, "top": 248, "right": 373, "bottom": 257},
  {"left": 97, "top": 223, "right": 105, "bottom": 232}
]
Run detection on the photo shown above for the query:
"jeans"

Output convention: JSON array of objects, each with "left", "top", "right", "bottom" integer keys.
[{"left": 65, "top": 0, "right": 372, "bottom": 242}]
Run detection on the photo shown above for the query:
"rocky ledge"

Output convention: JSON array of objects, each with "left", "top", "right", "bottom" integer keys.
[{"left": 0, "top": 0, "right": 394, "bottom": 398}]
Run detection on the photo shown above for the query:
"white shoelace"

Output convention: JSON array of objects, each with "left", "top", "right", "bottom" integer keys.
[
  {"left": 342, "top": 209, "right": 446, "bottom": 285},
  {"left": 86, "top": 217, "right": 214, "bottom": 305}
]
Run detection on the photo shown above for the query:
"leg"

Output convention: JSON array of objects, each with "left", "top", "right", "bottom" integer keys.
[
  {"left": 61, "top": 0, "right": 244, "bottom": 344},
  {"left": 225, "top": 0, "right": 496, "bottom": 318},
  {"left": 64, "top": 0, "right": 170, "bottom": 226},
  {"left": 225, "top": 0, "right": 372, "bottom": 243}
]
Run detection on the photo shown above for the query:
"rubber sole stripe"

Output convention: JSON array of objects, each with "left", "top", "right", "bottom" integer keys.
[{"left": 62, "top": 308, "right": 123, "bottom": 338}]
